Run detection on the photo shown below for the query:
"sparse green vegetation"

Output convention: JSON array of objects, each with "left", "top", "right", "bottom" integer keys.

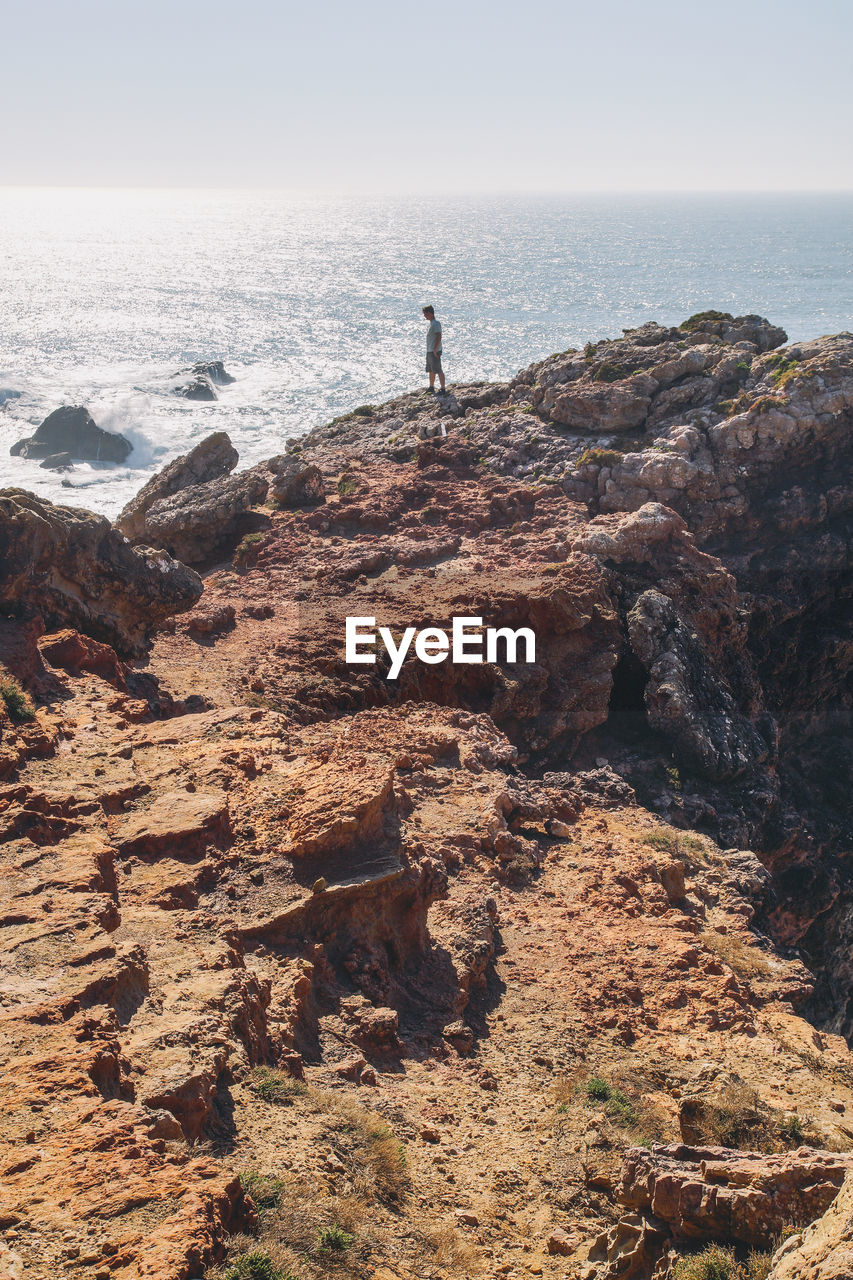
[
  {"left": 0, "top": 677, "right": 35, "bottom": 722},
  {"left": 673, "top": 1244, "right": 741, "bottom": 1280},
  {"left": 240, "top": 1171, "right": 287, "bottom": 1213},
  {"left": 684, "top": 1082, "right": 812, "bottom": 1153},
  {"left": 584, "top": 1076, "right": 612, "bottom": 1102},
  {"left": 642, "top": 826, "right": 708, "bottom": 862},
  {"left": 766, "top": 353, "right": 802, "bottom": 388},
  {"left": 317, "top": 1224, "right": 352, "bottom": 1252},
  {"left": 250, "top": 1067, "right": 307, "bottom": 1105},
  {"left": 235, "top": 532, "right": 265, "bottom": 563},
  {"left": 576, "top": 446, "right": 624, "bottom": 468},
  {"left": 555, "top": 1071, "right": 669, "bottom": 1144},
  {"left": 308, "top": 1088, "right": 409, "bottom": 1203},
  {"left": 779, "top": 1112, "right": 805, "bottom": 1145},
  {"left": 736, "top": 360, "right": 751, "bottom": 371},
  {"left": 223, "top": 1250, "right": 289, "bottom": 1280},
  {"left": 666, "top": 764, "right": 682, "bottom": 792},
  {"left": 351, "top": 404, "right": 376, "bottom": 417},
  {"left": 680, "top": 310, "right": 734, "bottom": 333},
  {"left": 582, "top": 1078, "right": 638, "bottom": 1125},
  {"left": 673, "top": 1243, "right": 775, "bottom": 1280},
  {"left": 337, "top": 473, "right": 357, "bottom": 497},
  {"left": 752, "top": 394, "right": 787, "bottom": 413},
  {"left": 592, "top": 361, "right": 630, "bottom": 383}
]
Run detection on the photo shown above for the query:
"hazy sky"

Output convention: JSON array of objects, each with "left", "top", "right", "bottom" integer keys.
[{"left": 4, "top": 0, "right": 852, "bottom": 191}]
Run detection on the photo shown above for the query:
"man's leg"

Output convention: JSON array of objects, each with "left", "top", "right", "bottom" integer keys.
[
  {"left": 428, "top": 371, "right": 436, "bottom": 390},
  {"left": 438, "top": 368, "right": 446, "bottom": 392}
]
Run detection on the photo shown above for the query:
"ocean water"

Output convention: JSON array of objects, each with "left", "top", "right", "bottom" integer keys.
[{"left": 1, "top": 189, "right": 851, "bottom": 518}]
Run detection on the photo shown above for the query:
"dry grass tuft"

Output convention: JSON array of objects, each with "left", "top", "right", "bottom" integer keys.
[
  {"left": 422, "top": 1224, "right": 485, "bottom": 1275},
  {"left": 642, "top": 825, "right": 709, "bottom": 866},
  {"left": 307, "top": 1087, "right": 409, "bottom": 1204},
  {"left": 701, "top": 930, "right": 772, "bottom": 978}
]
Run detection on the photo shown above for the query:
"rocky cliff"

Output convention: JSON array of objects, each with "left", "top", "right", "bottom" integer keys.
[{"left": 2, "top": 312, "right": 853, "bottom": 1280}]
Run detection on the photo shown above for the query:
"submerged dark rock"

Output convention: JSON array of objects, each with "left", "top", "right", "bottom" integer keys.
[{"left": 10, "top": 406, "right": 132, "bottom": 463}]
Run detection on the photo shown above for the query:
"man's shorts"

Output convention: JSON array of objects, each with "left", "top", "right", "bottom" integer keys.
[{"left": 426, "top": 352, "right": 443, "bottom": 375}]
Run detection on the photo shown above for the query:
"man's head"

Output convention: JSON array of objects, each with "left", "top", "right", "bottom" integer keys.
[{"left": 422, "top": 305, "right": 435, "bottom": 320}]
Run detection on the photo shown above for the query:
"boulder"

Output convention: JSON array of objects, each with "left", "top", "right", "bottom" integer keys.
[
  {"left": 39, "top": 452, "right": 74, "bottom": 471},
  {"left": 192, "top": 360, "right": 235, "bottom": 386},
  {"left": 0, "top": 488, "right": 202, "bottom": 655},
  {"left": 0, "top": 389, "right": 21, "bottom": 406},
  {"left": 139, "top": 469, "right": 268, "bottom": 564},
  {"left": 175, "top": 375, "right": 217, "bottom": 401},
  {"left": 10, "top": 406, "right": 132, "bottom": 463},
  {"left": 268, "top": 453, "right": 325, "bottom": 507},
  {"left": 117, "top": 432, "right": 239, "bottom": 542}
]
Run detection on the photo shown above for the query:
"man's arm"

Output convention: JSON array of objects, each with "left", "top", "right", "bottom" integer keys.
[{"left": 433, "top": 326, "right": 442, "bottom": 354}]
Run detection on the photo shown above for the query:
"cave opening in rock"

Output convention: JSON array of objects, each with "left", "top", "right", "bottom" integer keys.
[{"left": 608, "top": 650, "right": 649, "bottom": 719}]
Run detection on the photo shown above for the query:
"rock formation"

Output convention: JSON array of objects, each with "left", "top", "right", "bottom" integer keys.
[
  {"left": 174, "top": 374, "right": 217, "bottom": 401},
  {"left": 4, "top": 313, "right": 853, "bottom": 1279},
  {"left": 0, "top": 488, "right": 201, "bottom": 654},
  {"left": 116, "top": 431, "right": 239, "bottom": 541},
  {"left": 768, "top": 1171, "right": 853, "bottom": 1280},
  {"left": 10, "top": 405, "right": 132, "bottom": 463}
]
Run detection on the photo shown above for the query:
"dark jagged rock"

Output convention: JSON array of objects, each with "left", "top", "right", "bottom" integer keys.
[
  {"left": 10, "top": 406, "right": 132, "bottom": 463},
  {"left": 192, "top": 360, "right": 235, "bottom": 385},
  {"left": 0, "top": 488, "right": 202, "bottom": 655},
  {"left": 116, "top": 431, "right": 239, "bottom": 541},
  {"left": 174, "top": 374, "right": 217, "bottom": 401}
]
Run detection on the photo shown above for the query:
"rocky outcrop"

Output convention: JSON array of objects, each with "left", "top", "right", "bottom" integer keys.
[
  {"left": 5, "top": 313, "right": 853, "bottom": 1279},
  {"left": 10, "top": 406, "right": 132, "bottom": 463},
  {"left": 116, "top": 433, "right": 275, "bottom": 564},
  {"left": 0, "top": 488, "right": 201, "bottom": 654},
  {"left": 768, "top": 1170, "right": 853, "bottom": 1280},
  {"left": 267, "top": 452, "right": 326, "bottom": 507},
  {"left": 191, "top": 360, "right": 235, "bottom": 386},
  {"left": 136, "top": 468, "right": 267, "bottom": 563},
  {"left": 116, "top": 431, "right": 239, "bottom": 541},
  {"left": 619, "top": 1144, "right": 853, "bottom": 1246},
  {"left": 174, "top": 374, "right": 217, "bottom": 401}
]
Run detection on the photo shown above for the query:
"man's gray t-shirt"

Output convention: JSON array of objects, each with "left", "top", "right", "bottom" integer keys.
[{"left": 427, "top": 319, "right": 442, "bottom": 355}]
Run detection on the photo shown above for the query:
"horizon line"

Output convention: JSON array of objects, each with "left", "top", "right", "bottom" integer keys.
[{"left": 1, "top": 184, "right": 852, "bottom": 198}]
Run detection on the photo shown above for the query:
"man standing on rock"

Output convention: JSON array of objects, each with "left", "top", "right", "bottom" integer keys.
[{"left": 422, "top": 305, "right": 446, "bottom": 396}]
